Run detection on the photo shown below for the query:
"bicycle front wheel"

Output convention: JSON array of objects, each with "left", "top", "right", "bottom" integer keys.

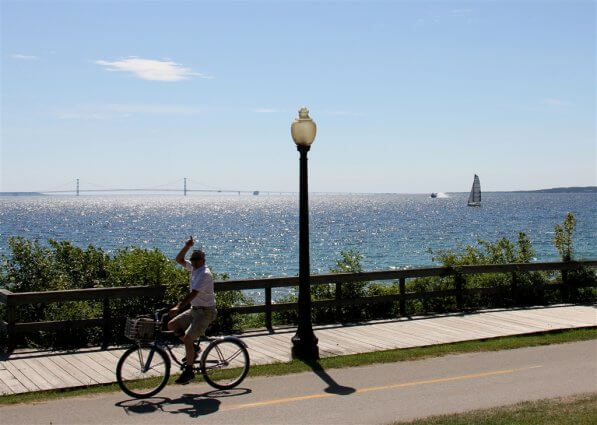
[
  {"left": 200, "top": 338, "right": 250, "bottom": 389},
  {"left": 116, "top": 344, "right": 170, "bottom": 398}
]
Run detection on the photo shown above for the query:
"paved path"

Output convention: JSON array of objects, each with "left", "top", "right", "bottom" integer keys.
[
  {"left": 2, "top": 340, "right": 596, "bottom": 424},
  {"left": 0, "top": 304, "right": 595, "bottom": 395}
]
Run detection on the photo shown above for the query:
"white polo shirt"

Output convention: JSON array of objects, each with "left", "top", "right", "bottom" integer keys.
[{"left": 183, "top": 261, "right": 216, "bottom": 307}]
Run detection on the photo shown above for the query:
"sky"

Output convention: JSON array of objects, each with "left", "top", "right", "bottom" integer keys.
[{"left": 1, "top": 0, "right": 595, "bottom": 194}]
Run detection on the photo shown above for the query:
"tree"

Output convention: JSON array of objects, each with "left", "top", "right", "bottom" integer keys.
[{"left": 554, "top": 212, "right": 576, "bottom": 262}]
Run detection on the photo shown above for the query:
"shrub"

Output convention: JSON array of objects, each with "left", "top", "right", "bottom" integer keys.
[{"left": 0, "top": 238, "right": 248, "bottom": 349}]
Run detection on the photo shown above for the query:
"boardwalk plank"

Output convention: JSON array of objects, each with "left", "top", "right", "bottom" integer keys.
[
  {"left": 0, "top": 370, "right": 27, "bottom": 395},
  {"left": 0, "top": 369, "right": 28, "bottom": 394},
  {"left": 245, "top": 337, "right": 291, "bottom": 362},
  {"left": 48, "top": 355, "right": 97, "bottom": 387},
  {"left": 0, "top": 374, "right": 14, "bottom": 395},
  {"left": 40, "top": 356, "right": 86, "bottom": 388},
  {"left": 3, "top": 305, "right": 595, "bottom": 394},
  {"left": 2, "top": 361, "right": 40, "bottom": 393},
  {"left": 322, "top": 329, "right": 379, "bottom": 352},
  {"left": 327, "top": 326, "right": 391, "bottom": 348},
  {"left": 18, "top": 359, "right": 59, "bottom": 390},
  {"left": 62, "top": 355, "right": 106, "bottom": 384},
  {"left": 244, "top": 337, "right": 290, "bottom": 362}
]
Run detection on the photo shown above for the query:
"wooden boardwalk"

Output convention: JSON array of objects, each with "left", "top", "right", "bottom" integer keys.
[{"left": 1, "top": 304, "right": 595, "bottom": 396}]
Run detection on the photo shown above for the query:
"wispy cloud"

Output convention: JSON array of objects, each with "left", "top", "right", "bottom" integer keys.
[
  {"left": 12, "top": 53, "right": 39, "bottom": 60},
  {"left": 543, "top": 98, "right": 573, "bottom": 108},
  {"left": 253, "top": 108, "right": 279, "bottom": 113},
  {"left": 451, "top": 8, "right": 474, "bottom": 18},
  {"left": 95, "top": 57, "right": 212, "bottom": 81},
  {"left": 55, "top": 103, "right": 204, "bottom": 120},
  {"left": 323, "top": 110, "right": 364, "bottom": 117}
]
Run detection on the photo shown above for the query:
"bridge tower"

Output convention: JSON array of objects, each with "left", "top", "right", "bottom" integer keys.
[
  {"left": 184, "top": 178, "right": 187, "bottom": 196},
  {"left": 76, "top": 178, "right": 80, "bottom": 196}
]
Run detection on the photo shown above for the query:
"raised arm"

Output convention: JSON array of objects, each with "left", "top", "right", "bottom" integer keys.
[{"left": 176, "top": 236, "right": 194, "bottom": 266}]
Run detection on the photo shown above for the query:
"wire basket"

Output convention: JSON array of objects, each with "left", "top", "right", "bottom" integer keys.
[{"left": 124, "top": 316, "right": 156, "bottom": 341}]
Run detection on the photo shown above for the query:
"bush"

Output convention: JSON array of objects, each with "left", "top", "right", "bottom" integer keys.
[
  {"left": 0, "top": 238, "right": 248, "bottom": 349},
  {"left": 553, "top": 212, "right": 596, "bottom": 303}
]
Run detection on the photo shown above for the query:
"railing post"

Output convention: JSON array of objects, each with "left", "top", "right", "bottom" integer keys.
[
  {"left": 265, "top": 286, "right": 272, "bottom": 331},
  {"left": 560, "top": 267, "right": 568, "bottom": 302},
  {"left": 335, "top": 282, "right": 342, "bottom": 323},
  {"left": 6, "top": 303, "right": 16, "bottom": 354},
  {"left": 399, "top": 278, "right": 406, "bottom": 317},
  {"left": 102, "top": 298, "right": 110, "bottom": 349},
  {"left": 455, "top": 274, "right": 464, "bottom": 311},
  {"left": 511, "top": 272, "right": 518, "bottom": 306}
]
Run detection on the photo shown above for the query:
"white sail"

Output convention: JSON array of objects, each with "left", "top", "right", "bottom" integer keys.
[{"left": 467, "top": 174, "right": 481, "bottom": 206}]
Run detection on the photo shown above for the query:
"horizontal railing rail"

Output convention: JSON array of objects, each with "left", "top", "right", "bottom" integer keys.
[{"left": 1, "top": 260, "right": 596, "bottom": 353}]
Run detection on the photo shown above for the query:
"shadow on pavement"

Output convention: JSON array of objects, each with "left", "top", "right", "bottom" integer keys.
[
  {"left": 304, "top": 360, "right": 356, "bottom": 395},
  {"left": 115, "top": 388, "right": 251, "bottom": 418}
]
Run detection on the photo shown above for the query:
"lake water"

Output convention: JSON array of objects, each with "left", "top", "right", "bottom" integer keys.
[{"left": 1, "top": 193, "right": 595, "bottom": 283}]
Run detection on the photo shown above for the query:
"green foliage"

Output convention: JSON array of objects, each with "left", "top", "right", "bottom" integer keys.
[
  {"left": 554, "top": 212, "right": 576, "bottom": 262},
  {"left": 552, "top": 213, "right": 596, "bottom": 301},
  {"left": 421, "top": 232, "right": 553, "bottom": 311},
  {"left": 1, "top": 213, "right": 594, "bottom": 350},
  {"left": 0, "top": 238, "right": 248, "bottom": 349},
  {"left": 428, "top": 232, "right": 536, "bottom": 266}
]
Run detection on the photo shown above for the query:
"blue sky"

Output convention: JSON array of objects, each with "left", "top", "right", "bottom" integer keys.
[{"left": 1, "top": 0, "right": 595, "bottom": 193}]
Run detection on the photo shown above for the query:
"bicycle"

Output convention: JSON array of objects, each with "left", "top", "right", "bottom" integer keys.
[{"left": 116, "top": 308, "right": 250, "bottom": 399}]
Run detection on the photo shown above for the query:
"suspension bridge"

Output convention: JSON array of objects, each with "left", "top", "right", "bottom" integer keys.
[{"left": 4, "top": 178, "right": 294, "bottom": 196}]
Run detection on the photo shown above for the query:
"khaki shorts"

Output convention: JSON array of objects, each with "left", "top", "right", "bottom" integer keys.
[{"left": 172, "top": 307, "right": 217, "bottom": 340}]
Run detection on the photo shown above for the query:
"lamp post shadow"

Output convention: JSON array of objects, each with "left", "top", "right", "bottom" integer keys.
[{"left": 303, "top": 359, "right": 356, "bottom": 395}]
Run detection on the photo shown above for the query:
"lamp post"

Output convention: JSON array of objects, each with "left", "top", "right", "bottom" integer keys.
[{"left": 290, "top": 107, "right": 319, "bottom": 360}]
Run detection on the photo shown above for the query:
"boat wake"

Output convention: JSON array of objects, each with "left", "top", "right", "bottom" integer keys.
[{"left": 436, "top": 192, "right": 449, "bottom": 198}]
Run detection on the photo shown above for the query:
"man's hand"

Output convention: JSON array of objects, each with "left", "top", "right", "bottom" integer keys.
[
  {"left": 176, "top": 236, "right": 194, "bottom": 265},
  {"left": 169, "top": 306, "right": 179, "bottom": 318}
]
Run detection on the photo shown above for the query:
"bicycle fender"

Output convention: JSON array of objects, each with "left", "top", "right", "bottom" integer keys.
[{"left": 212, "top": 335, "right": 248, "bottom": 348}]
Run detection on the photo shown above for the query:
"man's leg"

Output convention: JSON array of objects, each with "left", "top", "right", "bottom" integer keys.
[{"left": 181, "top": 334, "right": 196, "bottom": 365}]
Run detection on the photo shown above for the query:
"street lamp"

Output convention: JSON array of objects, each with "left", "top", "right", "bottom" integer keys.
[{"left": 290, "top": 107, "right": 319, "bottom": 360}]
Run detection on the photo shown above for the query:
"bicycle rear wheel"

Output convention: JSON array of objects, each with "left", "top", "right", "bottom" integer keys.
[
  {"left": 200, "top": 338, "right": 250, "bottom": 389},
  {"left": 116, "top": 344, "right": 170, "bottom": 398}
]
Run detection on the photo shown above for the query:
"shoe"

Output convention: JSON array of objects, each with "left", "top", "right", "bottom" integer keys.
[{"left": 175, "top": 367, "right": 195, "bottom": 385}]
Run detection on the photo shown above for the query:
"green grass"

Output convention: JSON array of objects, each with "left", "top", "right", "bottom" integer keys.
[
  {"left": 393, "top": 393, "right": 597, "bottom": 425},
  {"left": 1, "top": 327, "right": 595, "bottom": 406}
]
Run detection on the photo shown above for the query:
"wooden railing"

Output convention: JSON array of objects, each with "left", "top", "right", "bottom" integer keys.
[{"left": 1, "top": 260, "right": 596, "bottom": 352}]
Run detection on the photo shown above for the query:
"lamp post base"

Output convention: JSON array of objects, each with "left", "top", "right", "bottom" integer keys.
[{"left": 291, "top": 333, "right": 319, "bottom": 360}]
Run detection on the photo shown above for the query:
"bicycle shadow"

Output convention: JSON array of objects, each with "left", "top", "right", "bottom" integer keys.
[
  {"left": 303, "top": 359, "right": 356, "bottom": 395},
  {"left": 115, "top": 388, "right": 251, "bottom": 418}
]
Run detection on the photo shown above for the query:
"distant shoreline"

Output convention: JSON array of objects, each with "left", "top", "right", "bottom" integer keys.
[
  {"left": 505, "top": 186, "right": 597, "bottom": 194},
  {"left": 0, "top": 192, "right": 45, "bottom": 196},
  {"left": 1, "top": 186, "right": 595, "bottom": 196}
]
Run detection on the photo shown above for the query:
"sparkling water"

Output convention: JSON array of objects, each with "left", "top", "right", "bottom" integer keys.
[{"left": 1, "top": 193, "right": 595, "bottom": 281}]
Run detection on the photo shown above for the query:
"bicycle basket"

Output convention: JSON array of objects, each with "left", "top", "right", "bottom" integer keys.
[{"left": 124, "top": 317, "right": 156, "bottom": 341}]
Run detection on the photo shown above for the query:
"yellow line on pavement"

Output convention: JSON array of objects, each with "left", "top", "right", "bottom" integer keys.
[
  {"left": 221, "top": 365, "right": 542, "bottom": 412},
  {"left": 356, "top": 365, "right": 543, "bottom": 394}
]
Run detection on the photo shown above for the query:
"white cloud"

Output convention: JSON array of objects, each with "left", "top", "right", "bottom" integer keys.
[
  {"left": 323, "top": 110, "right": 364, "bottom": 117},
  {"left": 543, "top": 98, "right": 572, "bottom": 107},
  {"left": 451, "top": 9, "right": 474, "bottom": 18},
  {"left": 95, "top": 57, "right": 211, "bottom": 81},
  {"left": 55, "top": 103, "right": 204, "bottom": 119},
  {"left": 12, "top": 53, "right": 39, "bottom": 60}
]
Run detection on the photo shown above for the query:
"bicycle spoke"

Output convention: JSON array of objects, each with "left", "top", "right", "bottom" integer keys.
[
  {"left": 201, "top": 339, "right": 250, "bottom": 389},
  {"left": 116, "top": 345, "right": 170, "bottom": 398}
]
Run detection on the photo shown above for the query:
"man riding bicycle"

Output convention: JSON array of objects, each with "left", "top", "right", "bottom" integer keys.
[{"left": 168, "top": 236, "right": 217, "bottom": 384}]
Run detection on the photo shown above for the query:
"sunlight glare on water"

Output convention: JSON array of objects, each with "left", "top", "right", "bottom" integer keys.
[{"left": 1, "top": 193, "right": 595, "bottom": 282}]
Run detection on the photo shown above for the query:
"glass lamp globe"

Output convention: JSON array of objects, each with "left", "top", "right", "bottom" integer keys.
[{"left": 291, "top": 107, "right": 317, "bottom": 147}]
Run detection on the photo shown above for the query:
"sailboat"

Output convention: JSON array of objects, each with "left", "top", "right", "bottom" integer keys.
[{"left": 467, "top": 174, "right": 481, "bottom": 207}]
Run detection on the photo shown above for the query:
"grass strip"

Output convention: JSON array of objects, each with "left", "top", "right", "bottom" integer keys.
[
  {"left": 1, "top": 327, "right": 595, "bottom": 406},
  {"left": 392, "top": 392, "right": 597, "bottom": 425}
]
